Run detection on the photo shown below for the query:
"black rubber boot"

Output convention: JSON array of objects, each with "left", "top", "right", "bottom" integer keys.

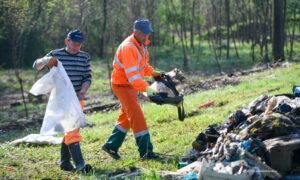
[
  {"left": 60, "top": 142, "right": 74, "bottom": 171},
  {"left": 68, "top": 142, "right": 93, "bottom": 174}
]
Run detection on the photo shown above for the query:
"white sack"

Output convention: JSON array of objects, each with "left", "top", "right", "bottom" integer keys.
[
  {"left": 10, "top": 134, "right": 63, "bottom": 145},
  {"left": 30, "top": 61, "right": 87, "bottom": 135}
]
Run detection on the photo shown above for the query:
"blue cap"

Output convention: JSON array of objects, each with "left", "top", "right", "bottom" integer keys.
[
  {"left": 133, "top": 18, "right": 153, "bottom": 34},
  {"left": 67, "top": 29, "right": 84, "bottom": 43}
]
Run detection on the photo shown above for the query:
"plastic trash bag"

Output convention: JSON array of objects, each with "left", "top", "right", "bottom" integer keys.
[
  {"left": 183, "top": 172, "right": 198, "bottom": 180},
  {"left": 10, "top": 134, "right": 63, "bottom": 145},
  {"left": 30, "top": 61, "right": 87, "bottom": 135}
]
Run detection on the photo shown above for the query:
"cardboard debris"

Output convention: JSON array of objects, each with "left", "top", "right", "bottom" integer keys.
[
  {"left": 263, "top": 134, "right": 300, "bottom": 172},
  {"left": 243, "top": 150, "right": 281, "bottom": 179}
]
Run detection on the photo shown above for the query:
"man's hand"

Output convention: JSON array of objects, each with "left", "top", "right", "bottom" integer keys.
[
  {"left": 77, "top": 82, "right": 90, "bottom": 100},
  {"left": 33, "top": 56, "right": 57, "bottom": 70},
  {"left": 146, "top": 86, "right": 157, "bottom": 96},
  {"left": 48, "top": 57, "right": 58, "bottom": 68},
  {"left": 77, "top": 90, "right": 85, "bottom": 101}
]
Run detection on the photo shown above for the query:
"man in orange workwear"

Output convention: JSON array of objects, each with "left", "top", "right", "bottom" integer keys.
[{"left": 102, "top": 18, "right": 163, "bottom": 160}]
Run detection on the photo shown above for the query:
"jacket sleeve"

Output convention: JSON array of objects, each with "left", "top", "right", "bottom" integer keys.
[
  {"left": 143, "top": 64, "right": 154, "bottom": 77},
  {"left": 122, "top": 45, "right": 149, "bottom": 92}
]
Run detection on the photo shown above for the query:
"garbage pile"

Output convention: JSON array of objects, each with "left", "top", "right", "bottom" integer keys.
[{"left": 180, "top": 93, "right": 300, "bottom": 179}]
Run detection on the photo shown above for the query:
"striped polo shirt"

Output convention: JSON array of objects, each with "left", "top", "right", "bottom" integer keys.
[{"left": 46, "top": 48, "right": 92, "bottom": 92}]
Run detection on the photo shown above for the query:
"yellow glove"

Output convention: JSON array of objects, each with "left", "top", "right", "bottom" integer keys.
[{"left": 151, "top": 71, "right": 165, "bottom": 78}]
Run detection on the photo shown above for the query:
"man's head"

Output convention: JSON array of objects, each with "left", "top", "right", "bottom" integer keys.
[
  {"left": 133, "top": 18, "right": 153, "bottom": 45},
  {"left": 65, "top": 29, "right": 84, "bottom": 54}
]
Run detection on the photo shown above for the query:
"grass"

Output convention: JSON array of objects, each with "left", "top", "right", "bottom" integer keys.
[{"left": 0, "top": 62, "right": 299, "bottom": 179}]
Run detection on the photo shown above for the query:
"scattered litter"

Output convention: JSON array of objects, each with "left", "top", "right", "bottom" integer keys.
[
  {"left": 177, "top": 161, "right": 202, "bottom": 174},
  {"left": 174, "top": 91, "right": 300, "bottom": 179},
  {"left": 198, "top": 101, "right": 214, "bottom": 109},
  {"left": 183, "top": 171, "right": 198, "bottom": 180}
]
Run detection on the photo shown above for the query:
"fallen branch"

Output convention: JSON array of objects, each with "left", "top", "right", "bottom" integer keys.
[{"left": 83, "top": 102, "right": 120, "bottom": 113}]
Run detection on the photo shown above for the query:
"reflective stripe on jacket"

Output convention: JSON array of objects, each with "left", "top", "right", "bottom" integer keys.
[{"left": 111, "top": 34, "right": 154, "bottom": 92}]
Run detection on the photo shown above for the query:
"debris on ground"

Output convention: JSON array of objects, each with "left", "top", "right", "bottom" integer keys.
[{"left": 174, "top": 92, "right": 300, "bottom": 179}]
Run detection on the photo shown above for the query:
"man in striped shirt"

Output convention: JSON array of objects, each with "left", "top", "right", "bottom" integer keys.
[{"left": 33, "top": 29, "right": 92, "bottom": 174}]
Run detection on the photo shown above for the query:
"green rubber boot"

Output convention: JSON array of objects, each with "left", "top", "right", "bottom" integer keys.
[
  {"left": 135, "top": 134, "right": 159, "bottom": 160},
  {"left": 102, "top": 126, "right": 127, "bottom": 160}
]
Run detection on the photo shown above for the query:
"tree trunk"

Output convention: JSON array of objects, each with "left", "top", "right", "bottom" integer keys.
[
  {"left": 225, "top": 0, "right": 230, "bottom": 60},
  {"left": 272, "top": 0, "right": 285, "bottom": 61},
  {"left": 263, "top": 1, "right": 270, "bottom": 64},
  {"left": 99, "top": 0, "right": 107, "bottom": 57},
  {"left": 288, "top": 6, "right": 296, "bottom": 61},
  {"left": 166, "top": 0, "right": 189, "bottom": 70},
  {"left": 150, "top": 33, "right": 157, "bottom": 67},
  {"left": 197, "top": 24, "right": 202, "bottom": 62},
  {"left": 11, "top": 31, "right": 29, "bottom": 120},
  {"left": 190, "top": 0, "right": 197, "bottom": 51},
  {"left": 180, "top": 26, "right": 188, "bottom": 70},
  {"left": 251, "top": 39, "right": 256, "bottom": 62},
  {"left": 207, "top": 27, "right": 222, "bottom": 74},
  {"left": 16, "top": 70, "right": 29, "bottom": 120},
  {"left": 146, "top": 0, "right": 157, "bottom": 66},
  {"left": 216, "top": 0, "right": 222, "bottom": 60},
  {"left": 231, "top": 26, "right": 240, "bottom": 60}
]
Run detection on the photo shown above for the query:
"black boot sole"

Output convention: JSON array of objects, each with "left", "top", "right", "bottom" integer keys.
[{"left": 102, "top": 144, "right": 121, "bottom": 160}]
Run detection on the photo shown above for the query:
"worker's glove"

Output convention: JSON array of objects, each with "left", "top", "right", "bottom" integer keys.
[
  {"left": 151, "top": 71, "right": 165, "bottom": 78},
  {"left": 146, "top": 86, "right": 157, "bottom": 96},
  {"left": 47, "top": 57, "right": 58, "bottom": 68},
  {"left": 33, "top": 56, "right": 57, "bottom": 71}
]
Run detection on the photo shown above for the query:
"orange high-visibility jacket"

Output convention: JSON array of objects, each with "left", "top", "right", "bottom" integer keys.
[{"left": 111, "top": 34, "right": 154, "bottom": 92}]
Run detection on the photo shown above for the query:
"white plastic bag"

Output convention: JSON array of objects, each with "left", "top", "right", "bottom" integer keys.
[
  {"left": 10, "top": 134, "right": 63, "bottom": 145},
  {"left": 30, "top": 61, "right": 87, "bottom": 135}
]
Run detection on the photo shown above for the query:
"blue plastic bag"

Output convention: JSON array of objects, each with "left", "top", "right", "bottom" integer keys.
[{"left": 183, "top": 172, "right": 198, "bottom": 180}]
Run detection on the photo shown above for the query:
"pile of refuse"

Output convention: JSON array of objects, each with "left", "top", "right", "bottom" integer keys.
[{"left": 177, "top": 92, "right": 300, "bottom": 179}]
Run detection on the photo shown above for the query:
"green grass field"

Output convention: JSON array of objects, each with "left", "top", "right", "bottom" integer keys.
[{"left": 0, "top": 62, "right": 299, "bottom": 179}]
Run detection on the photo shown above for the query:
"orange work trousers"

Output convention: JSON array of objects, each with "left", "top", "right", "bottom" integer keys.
[
  {"left": 63, "top": 99, "right": 85, "bottom": 145},
  {"left": 112, "top": 84, "right": 148, "bottom": 134}
]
